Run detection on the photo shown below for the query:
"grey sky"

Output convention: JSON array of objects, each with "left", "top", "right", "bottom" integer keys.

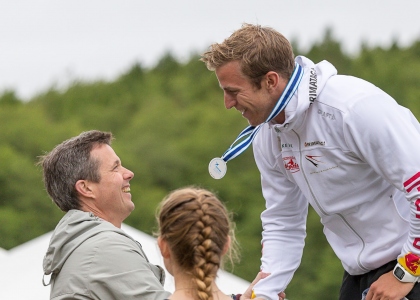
[{"left": 1, "top": 0, "right": 419, "bottom": 100}]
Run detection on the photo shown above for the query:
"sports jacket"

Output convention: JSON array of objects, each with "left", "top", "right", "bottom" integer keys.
[{"left": 252, "top": 56, "right": 420, "bottom": 299}]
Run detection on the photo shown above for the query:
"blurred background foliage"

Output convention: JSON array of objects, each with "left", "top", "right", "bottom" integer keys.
[{"left": 1, "top": 29, "right": 420, "bottom": 299}]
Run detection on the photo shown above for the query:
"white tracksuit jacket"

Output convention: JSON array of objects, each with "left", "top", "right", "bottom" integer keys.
[{"left": 252, "top": 56, "right": 420, "bottom": 299}]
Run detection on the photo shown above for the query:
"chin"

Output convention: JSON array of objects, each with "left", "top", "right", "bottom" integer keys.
[
  {"left": 128, "top": 201, "right": 135, "bottom": 211},
  {"left": 246, "top": 119, "right": 255, "bottom": 126},
  {"left": 123, "top": 198, "right": 135, "bottom": 211}
]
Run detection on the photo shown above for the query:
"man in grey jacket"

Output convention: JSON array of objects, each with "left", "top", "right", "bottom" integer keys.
[
  {"left": 39, "top": 130, "right": 282, "bottom": 300},
  {"left": 39, "top": 130, "right": 171, "bottom": 300}
]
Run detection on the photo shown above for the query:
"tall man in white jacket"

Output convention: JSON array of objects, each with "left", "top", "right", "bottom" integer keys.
[{"left": 201, "top": 23, "right": 420, "bottom": 300}]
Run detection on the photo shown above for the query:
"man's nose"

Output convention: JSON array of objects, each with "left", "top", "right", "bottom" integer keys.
[
  {"left": 224, "top": 93, "right": 236, "bottom": 109},
  {"left": 124, "top": 168, "right": 134, "bottom": 180}
]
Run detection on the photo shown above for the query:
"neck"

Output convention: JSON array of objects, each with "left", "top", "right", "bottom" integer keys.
[
  {"left": 171, "top": 285, "right": 225, "bottom": 300},
  {"left": 174, "top": 285, "right": 219, "bottom": 292},
  {"left": 171, "top": 278, "right": 223, "bottom": 299},
  {"left": 272, "top": 110, "right": 286, "bottom": 124},
  {"left": 170, "top": 264, "right": 227, "bottom": 299},
  {"left": 79, "top": 204, "right": 122, "bottom": 228}
]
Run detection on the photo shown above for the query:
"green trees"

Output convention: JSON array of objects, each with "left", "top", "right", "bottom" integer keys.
[{"left": 1, "top": 31, "right": 419, "bottom": 299}]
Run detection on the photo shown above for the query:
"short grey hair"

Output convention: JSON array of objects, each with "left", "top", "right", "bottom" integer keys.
[{"left": 38, "top": 130, "right": 113, "bottom": 211}]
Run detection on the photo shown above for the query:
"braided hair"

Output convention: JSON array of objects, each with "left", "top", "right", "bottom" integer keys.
[{"left": 157, "top": 187, "right": 236, "bottom": 300}]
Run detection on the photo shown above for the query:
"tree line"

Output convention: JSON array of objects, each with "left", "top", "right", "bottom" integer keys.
[{"left": 1, "top": 29, "right": 420, "bottom": 299}]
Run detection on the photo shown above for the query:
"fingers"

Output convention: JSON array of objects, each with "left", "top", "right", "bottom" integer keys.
[
  {"left": 259, "top": 272, "right": 271, "bottom": 279},
  {"left": 251, "top": 272, "right": 271, "bottom": 285},
  {"left": 246, "top": 272, "right": 286, "bottom": 300}
]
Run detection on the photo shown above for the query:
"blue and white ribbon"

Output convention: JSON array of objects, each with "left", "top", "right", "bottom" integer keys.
[{"left": 220, "top": 62, "right": 304, "bottom": 163}]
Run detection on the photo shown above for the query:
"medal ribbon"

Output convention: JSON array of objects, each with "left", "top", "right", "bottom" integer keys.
[{"left": 220, "top": 63, "right": 304, "bottom": 162}]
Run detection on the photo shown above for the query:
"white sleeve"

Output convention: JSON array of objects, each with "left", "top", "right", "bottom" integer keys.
[
  {"left": 343, "top": 93, "right": 420, "bottom": 260},
  {"left": 252, "top": 140, "right": 308, "bottom": 299}
]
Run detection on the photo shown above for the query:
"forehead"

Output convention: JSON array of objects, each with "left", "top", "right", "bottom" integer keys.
[{"left": 216, "top": 61, "right": 254, "bottom": 90}]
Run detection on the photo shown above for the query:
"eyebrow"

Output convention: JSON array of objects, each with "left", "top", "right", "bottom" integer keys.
[
  {"left": 222, "top": 86, "right": 239, "bottom": 92},
  {"left": 110, "top": 159, "right": 121, "bottom": 168}
]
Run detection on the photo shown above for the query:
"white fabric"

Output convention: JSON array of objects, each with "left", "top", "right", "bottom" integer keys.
[{"left": 252, "top": 56, "right": 420, "bottom": 299}]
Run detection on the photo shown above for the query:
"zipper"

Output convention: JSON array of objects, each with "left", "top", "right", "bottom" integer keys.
[{"left": 292, "top": 129, "right": 368, "bottom": 272}]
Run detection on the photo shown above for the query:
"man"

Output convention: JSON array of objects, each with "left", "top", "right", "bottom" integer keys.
[
  {"left": 39, "top": 130, "right": 272, "bottom": 300},
  {"left": 201, "top": 24, "right": 420, "bottom": 300},
  {"left": 39, "top": 130, "right": 171, "bottom": 300}
]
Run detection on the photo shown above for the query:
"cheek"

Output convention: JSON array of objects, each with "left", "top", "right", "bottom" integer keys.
[{"left": 237, "top": 92, "right": 252, "bottom": 104}]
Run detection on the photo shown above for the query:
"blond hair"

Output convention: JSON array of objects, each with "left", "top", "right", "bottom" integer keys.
[
  {"left": 201, "top": 23, "right": 295, "bottom": 88},
  {"left": 157, "top": 187, "right": 238, "bottom": 300}
]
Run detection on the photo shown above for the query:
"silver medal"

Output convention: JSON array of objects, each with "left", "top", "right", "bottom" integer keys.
[{"left": 208, "top": 157, "right": 227, "bottom": 179}]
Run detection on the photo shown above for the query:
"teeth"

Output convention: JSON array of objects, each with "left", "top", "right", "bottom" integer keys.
[{"left": 122, "top": 187, "right": 131, "bottom": 193}]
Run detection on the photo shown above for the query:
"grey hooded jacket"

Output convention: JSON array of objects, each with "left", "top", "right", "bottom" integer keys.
[{"left": 43, "top": 210, "right": 171, "bottom": 300}]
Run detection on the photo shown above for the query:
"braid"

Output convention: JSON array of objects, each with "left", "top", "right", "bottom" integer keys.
[
  {"left": 157, "top": 187, "right": 235, "bottom": 300},
  {"left": 191, "top": 200, "right": 222, "bottom": 300}
]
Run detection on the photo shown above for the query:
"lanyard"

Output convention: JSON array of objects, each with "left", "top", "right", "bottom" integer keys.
[{"left": 209, "top": 62, "right": 304, "bottom": 179}]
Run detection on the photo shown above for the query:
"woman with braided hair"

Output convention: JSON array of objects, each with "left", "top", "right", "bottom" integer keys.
[
  {"left": 157, "top": 186, "right": 238, "bottom": 300},
  {"left": 157, "top": 187, "right": 280, "bottom": 300}
]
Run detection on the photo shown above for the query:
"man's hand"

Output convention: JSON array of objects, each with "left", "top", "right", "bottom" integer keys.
[
  {"left": 365, "top": 270, "right": 414, "bottom": 300},
  {"left": 240, "top": 272, "right": 286, "bottom": 300}
]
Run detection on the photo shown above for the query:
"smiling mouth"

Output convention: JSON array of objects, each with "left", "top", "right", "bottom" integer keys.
[
  {"left": 236, "top": 107, "right": 245, "bottom": 115},
  {"left": 122, "top": 187, "right": 131, "bottom": 193}
]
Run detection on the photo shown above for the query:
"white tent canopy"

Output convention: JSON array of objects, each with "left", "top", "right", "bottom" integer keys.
[
  {"left": 0, "top": 224, "right": 250, "bottom": 300},
  {"left": 0, "top": 247, "right": 7, "bottom": 258}
]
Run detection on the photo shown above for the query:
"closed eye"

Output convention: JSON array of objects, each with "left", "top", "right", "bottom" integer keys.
[
  {"left": 224, "top": 89, "right": 239, "bottom": 96},
  {"left": 112, "top": 160, "right": 121, "bottom": 171}
]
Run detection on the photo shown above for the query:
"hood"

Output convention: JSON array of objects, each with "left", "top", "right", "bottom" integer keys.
[
  {"left": 43, "top": 210, "right": 131, "bottom": 276},
  {"left": 271, "top": 55, "right": 337, "bottom": 132}
]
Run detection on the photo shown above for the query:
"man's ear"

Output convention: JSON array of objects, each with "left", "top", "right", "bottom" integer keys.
[
  {"left": 265, "top": 71, "right": 280, "bottom": 91},
  {"left": 75, "top": 180, "right": 94, "bottom": 198},
  {"left": 157, "top": 236, "right": 171, "bottom": 259}
]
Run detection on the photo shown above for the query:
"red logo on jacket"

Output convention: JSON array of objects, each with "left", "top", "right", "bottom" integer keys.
[{"left": 283, "top": 156, "right": 300, "bottom": 173}]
